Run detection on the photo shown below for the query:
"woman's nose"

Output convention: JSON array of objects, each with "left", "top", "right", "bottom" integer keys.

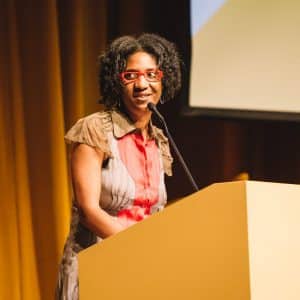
[{"left": 134, "top": 75, "right": 149, "bottom": 89}]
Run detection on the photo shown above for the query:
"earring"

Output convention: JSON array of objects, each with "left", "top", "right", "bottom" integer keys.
[{"left": 115, "top": 97, "right": 121, "bottom": 109}]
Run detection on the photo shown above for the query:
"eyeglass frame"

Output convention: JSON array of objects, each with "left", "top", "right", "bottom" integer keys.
[{"left": 119, "top": 69, "right": 163, "bottom": 84}]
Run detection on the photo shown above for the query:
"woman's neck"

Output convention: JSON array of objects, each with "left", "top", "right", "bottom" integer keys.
[
  {"left": 129, "top": 111, "right": 151, "bottom": 140},
  {"left": 119, "top": 105, "right": 152, "bottom": 140},
  {"left": 134, "top": 115, "right": 151, "bottom": 140}
]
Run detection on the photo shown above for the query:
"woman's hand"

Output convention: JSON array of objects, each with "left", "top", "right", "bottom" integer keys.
[{"left": 115, "top": 216, "right": 137, "bottom": 228}]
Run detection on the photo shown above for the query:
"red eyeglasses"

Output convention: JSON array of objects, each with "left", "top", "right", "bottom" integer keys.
[{"left": 119, "top": 69, "right": 163, "bottom": 84}]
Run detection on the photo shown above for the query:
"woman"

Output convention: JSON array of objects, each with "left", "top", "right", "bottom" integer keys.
[{"left": 56, "top": 33, "right": 182, "bottom": 299}]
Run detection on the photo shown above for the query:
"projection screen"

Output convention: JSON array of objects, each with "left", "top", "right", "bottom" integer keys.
[{"left": 189, "top": 0, "right": 300, "bottom": 121}]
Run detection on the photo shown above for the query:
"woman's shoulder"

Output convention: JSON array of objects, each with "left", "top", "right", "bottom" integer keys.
[
  {"left": 64, "top": 110, "right": 113, "bottom": 157},
  {"left": 67, "top": 110, "right": 114, "bottom": 133},
  {"left": 77, "top": 110, "right": 112, "bottom": 129}
]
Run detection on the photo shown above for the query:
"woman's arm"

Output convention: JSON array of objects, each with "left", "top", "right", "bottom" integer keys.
[{"left": 70, "top": 143, "right": 126, "bottom": 238}]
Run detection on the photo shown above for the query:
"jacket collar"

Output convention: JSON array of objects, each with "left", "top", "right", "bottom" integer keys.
[{"left": 111, "top": 110, "right": 158, "bottom": 140}]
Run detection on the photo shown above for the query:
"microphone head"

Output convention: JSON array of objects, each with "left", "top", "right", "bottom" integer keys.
[
  {"left": 147, "top": 102, "right": 156, "bottom": 112},
  {"left": 147, "top": 102, "right": 165, "bottom": 123}
]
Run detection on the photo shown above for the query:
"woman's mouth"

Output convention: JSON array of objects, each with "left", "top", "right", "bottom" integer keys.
[{"left": 134, "top": 94, "right": 151, "bottom": 101}]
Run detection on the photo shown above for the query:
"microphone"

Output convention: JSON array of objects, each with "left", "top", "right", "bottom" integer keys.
[{"left": 147, "top": 102, "right": 199, "bottom": 192}]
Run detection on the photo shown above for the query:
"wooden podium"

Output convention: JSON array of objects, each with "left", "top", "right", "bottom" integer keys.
[{"left": 78, "top": 181, "right": 300, "bottom": 299}]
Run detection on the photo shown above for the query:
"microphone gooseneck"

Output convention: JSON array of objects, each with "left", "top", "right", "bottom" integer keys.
[{"left": 147, "top": 102, "right": 199, "bottom": 192}]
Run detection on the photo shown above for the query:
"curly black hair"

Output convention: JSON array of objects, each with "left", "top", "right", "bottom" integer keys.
[{"left": 98, "top": 33, "right": 182, "bottom": 108}]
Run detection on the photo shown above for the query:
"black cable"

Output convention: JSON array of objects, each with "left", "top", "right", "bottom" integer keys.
[{"left": 148, "top": 102, "right": 199, "bottom": 192}]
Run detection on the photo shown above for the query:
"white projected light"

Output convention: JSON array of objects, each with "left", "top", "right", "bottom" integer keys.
[{"left": 189, "top": 0, "right": 300, "bottom": 120}]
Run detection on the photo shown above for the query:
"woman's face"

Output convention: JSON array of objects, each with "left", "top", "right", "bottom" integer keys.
[{"left": 120, "top": 51, "right": 162, "bottom": 121}]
